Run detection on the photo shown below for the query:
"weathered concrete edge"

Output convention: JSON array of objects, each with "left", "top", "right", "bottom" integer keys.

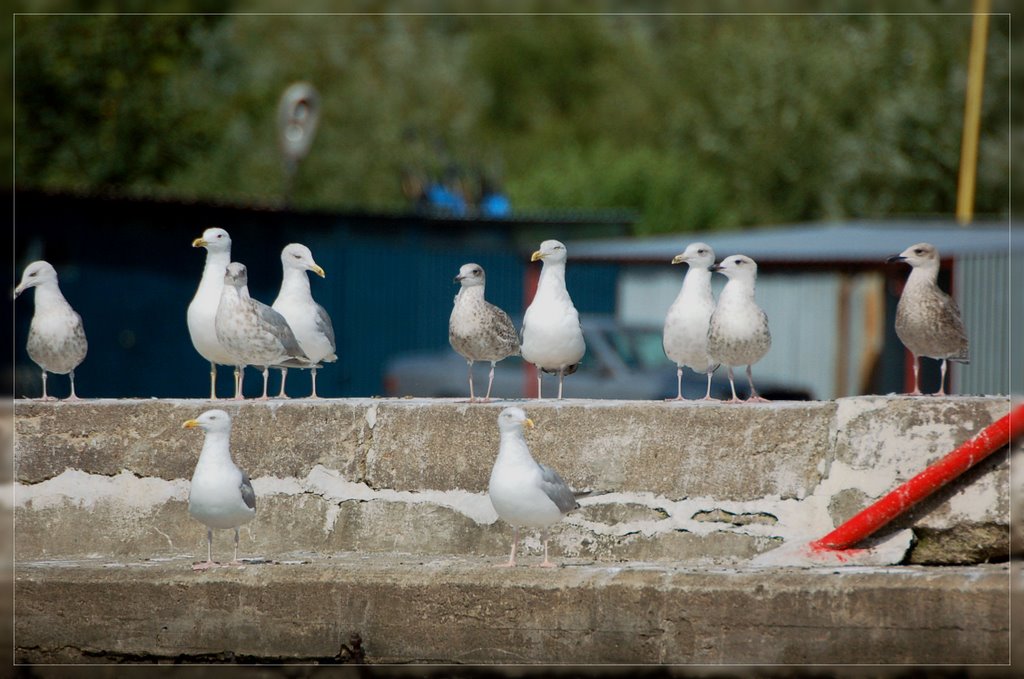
[{"left": 14, "top": 558, "right": 1011, "bottom": 664}]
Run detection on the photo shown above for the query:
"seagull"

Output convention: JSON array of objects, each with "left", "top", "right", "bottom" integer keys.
[
  {"left": 663, "top": 242, "right": 718, "bottom": 400},
  {"left": 215, "top": 262, "right": 311, "bottom": 400},
  {"left": 488, "top": 407, "right": 582, "bottom": 568},
  {"left": 521, "top": 240, "right": 586, "bottom": 399},
  {"left": 14, "top": 260, "right": 88, "bottom": 400},
  {"left": 448, "top": 263, "right": 520, "bottom": 402},
  {"left": 187, "top": 227, "right": 243, "bottom": 399},
  {"left": 271, "top": 243, "right": 337, "bottom": 399},
  {"left": 887, "top": 242, "right": 969, "bottom": 396},
  {"left": 708, "top": 255, "right": 772, "bottom": 403},
  {"left": 183, "top": 409, "right": 256, "bottom": 570}
]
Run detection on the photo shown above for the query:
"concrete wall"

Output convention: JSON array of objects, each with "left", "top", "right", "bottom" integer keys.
[
  {"left": 13, "top": 396, "right": 1014, "bottom": 565},
  {"left": 10, "top": 396, "right": 1017, "bottom": 664}
]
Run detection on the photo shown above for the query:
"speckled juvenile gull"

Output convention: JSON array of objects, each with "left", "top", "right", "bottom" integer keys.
[
  {"left": 887, "top": 242, "right": 969, "bottom": 396},
  {"left": 187, "top": 227, "right": 242, "bottom": 399},
  {"left": 488, "top": 407, "right": 581, "bottom": 567},
  {"left": 449, "top": 263, "right": 520, "bottom": 402},
  {"left": 663, "top": 242, "right": 719, "bottom": 400},
  {"left": 272, "top": 243, "right": 337, "bottom": 399},
  {"left": 184, "top": 409, "right": 256, "bottom": 570},
  {"left": 215, "top": 262, "right": 311, "bottom": 400},
  {"left": 708, "top": 254, "right": 772, "bottom": 403},
  {"left": 520, "top": 240, "right": 586, "bottom": 400},
  {"left": 14, "top": 260, "right": 88, "bottom": 400}
]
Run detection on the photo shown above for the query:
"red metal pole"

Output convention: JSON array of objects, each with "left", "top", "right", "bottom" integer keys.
[{"left": 812, "top": 403, "right": 1023, "bottom": 551}]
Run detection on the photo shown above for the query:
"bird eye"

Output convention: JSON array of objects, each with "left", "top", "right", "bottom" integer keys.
[
  {"left": 293, "top": 253, "right": 302, "bottom": 259},
  {"left": 914, "top": 249, "right": 923, "bottom": 255},
  {"left": 698, "top": 249, "right": 706, "bottom": 255},
  {"left": 473, "top": 268, "right": 481, "bottom": 274},
  {"left": 734, "top": 258, "right": 743, "bottom": 265},
  {"left": 29, "top": 272, "right": 36, "bottom": 277}
]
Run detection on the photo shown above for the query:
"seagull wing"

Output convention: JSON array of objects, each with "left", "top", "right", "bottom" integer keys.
[{"left": 537, "top": 462, "right": 579, "bottom": 514}]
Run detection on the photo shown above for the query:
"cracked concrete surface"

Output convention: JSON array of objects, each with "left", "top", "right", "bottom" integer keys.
[{"left": 11, "top": 396, "right": 1015, "bottom": 565}]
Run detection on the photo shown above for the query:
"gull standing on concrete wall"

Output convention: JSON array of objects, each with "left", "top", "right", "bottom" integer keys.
[
  {"left": 215, "top": 262, "right": 311, "bottom": 400},
  {"left": 887, "top": 243, "right": 969, "bottom": 396},
  {"left": 521, "top": 240, "right": 586, "bottom": 399},
  {"left": 272, "top": 243, "right": 337, "bottom": 398},
  {"left": 708, "top": 255, "right": 772, "bottom": 403},
  {"left": 14, "top": 260, "right": 88, "bottom": 400},
  {"left": 663, "top": 242, "right": 719, "bottom": 400},
  {"left": 488, "top": 407, "right": 582, "bottom": 567},
  {"left": 183, "top": 409, "right": 256, "bottom": 570},
  {"left": 449, "top": 263, "right": 520, "bottom": 402},
  {"left": 188, "top": 227, "right": 242, "bottom": 399}
]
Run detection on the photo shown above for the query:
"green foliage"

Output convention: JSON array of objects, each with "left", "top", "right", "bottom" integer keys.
[{"left": 13, "top": 7, "right": 1015, "bottom": 234}]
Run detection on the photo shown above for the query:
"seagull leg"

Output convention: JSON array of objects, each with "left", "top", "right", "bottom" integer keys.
[
  {"left": 65, "top": 370, "right": 81, "bottom": 401},
  {"left": 725, "top": 367, "right": 742, "bottom": 403},
  {"left": 466, "top": 359, "right": 476, "bottom": 402},
  {"left": 909, "top": 355, "right": 922, "bottom": 396},
  {"left": 557, "top": 369, "right": 564, "bottom": 400},
  {"left": 745, "top": 365, "right": 769, "bottom": 403},
  {"left": 209, "top": 362, "right": 218, "bottom": 400},
  {"left": 38, "top": 370, "right": 55, "bottom": 401},
  {"left": 665, "top": 367, "right": 685, "bottom": 401},
  {"left": 228, "top": 527, "right": 244, "bottom": 567},
  {"left": 495, "top": 526, "right": 518, "bottom": 567},
  {"left": 702, "top": 369, "right": 717, "bottom": 401},
  {"left": 193, "top": 529, "right": 217, "bottom": 571},
  {"left": 482, "top": 361, "right": 496, "bottom": 402},
  {"left": 277, "top": 368, "right": 289, "bottom": 399},
  {"left": 536, "top": 372, "right": 543, "bottom": 400},
  {"left": 234, "top": 366, "right": 245, "bottom": 400},
  {"left": 539, "top": 529, "right": 557, "bottom": 568},
  {"left": 259, "top": 367, "right": 270, "bottom": 400},
  {"left": 310, "top": 367, "right": 320, "bottom": 399},
  {"left": 936, "top": 359, "right": 948, "bottom": 396}
]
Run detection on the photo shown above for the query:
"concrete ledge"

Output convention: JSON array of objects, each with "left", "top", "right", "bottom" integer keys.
[
  {"left": 12, "top": 396, "right": 1014, "bottom": 564},
  {"left": 14, "top": 556, "right": 1010, "bottom": 664}
]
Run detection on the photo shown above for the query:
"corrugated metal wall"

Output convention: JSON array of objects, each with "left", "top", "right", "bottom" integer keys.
[
  {"left": 12, "top": 193, "right": 620, "bottom": 398},
  {"left": 956, "top": 251, "right": 1018, "bottom": 396}
]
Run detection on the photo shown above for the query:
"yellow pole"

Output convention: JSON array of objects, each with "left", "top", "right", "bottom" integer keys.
[{"left": 956, "top": 0, "right": 991, "bottom": 225}]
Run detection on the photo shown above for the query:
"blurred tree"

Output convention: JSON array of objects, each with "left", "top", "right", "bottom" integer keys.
[{"left": 12, "top": 3, "right": 1015, "bottom": 233}]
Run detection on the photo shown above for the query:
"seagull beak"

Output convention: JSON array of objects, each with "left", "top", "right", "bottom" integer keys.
[
  {"left": 310, "top": 264, "right": 326, "bottom": 278},
  {"left": 886, "top": 254, "right": 906, "bottom": 263},
  {"left": 192, "top": 237, "right": 207, "bottom": 248},
  {"left": 708, "top": 264, "right": 722, "bottom": 272},
  {"left": 183, "top": 419, "right": 199, "bottom": 429},
  {"left": 671, "top": 254, "right": 687, "bottom": 265},
  {"left": 530, "top": 250, "right": 544, "bottom": 262},
  {"left": 524, "top": 418, "right": 535, "bottom": 429},
  {"left": 13, "top": 284, "right": 24, "bottom": 298},
  {"left": 453, "top": 274, "right": 464, "bottom": 283}
]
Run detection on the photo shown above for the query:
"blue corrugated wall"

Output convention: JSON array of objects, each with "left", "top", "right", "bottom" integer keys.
[{"left": 12, "top": 193, "right": 620, "bottom": 398}]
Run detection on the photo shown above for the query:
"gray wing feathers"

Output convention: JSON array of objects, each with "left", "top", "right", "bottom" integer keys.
[
  {"left": 239, "top": 471, "right": 256, "bottom": 511},
  {"left": 938, "top": 293, "right": 970, "bottom": 361},
  {"left": 252, "top": 299, "right": 308, "bottom": 360},
  {"left": 314, "top": 302, "right": 338, "bottom": 359},
  {"left": 538, "top": 463, "right": 579, "bottom": 515}
]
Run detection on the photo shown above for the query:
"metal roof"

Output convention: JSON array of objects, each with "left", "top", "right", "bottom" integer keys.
[{"left": 567, "top": 219, "right": 1018, "bottom": 263}]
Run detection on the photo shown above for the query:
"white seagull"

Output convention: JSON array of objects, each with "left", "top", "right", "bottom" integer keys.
[
  {"left": 187, "top": 227, "right": 242, "bottom": 399},
  {"left": 215, "top": 262, "right": 311, "bottom": 400},
  {"left": 14, "top": 260, "right": 88, "bottom": 400},
  {"left": 887, "top": 242, "right": 969, "bottom": 396},
  {"left": 488, "top": 407, "right": 582, "bottom": 568},
  {"left": 521, "top": 240, "right": 586, "bottom": 399},
  {"left": 272, "top": 243, "right": 337, "bottom": 398},
  {"left": 707, "top": 255, "right": 772, "bottom": 403},
  {"left": 448, "top": 263, "right": 520, "bottom": 402},
  {"left": 184, "top": 409, "right": 257, "bottom": 570},
  {"left": 663, "top": 242, "right": 718, "bottom": 400}
]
